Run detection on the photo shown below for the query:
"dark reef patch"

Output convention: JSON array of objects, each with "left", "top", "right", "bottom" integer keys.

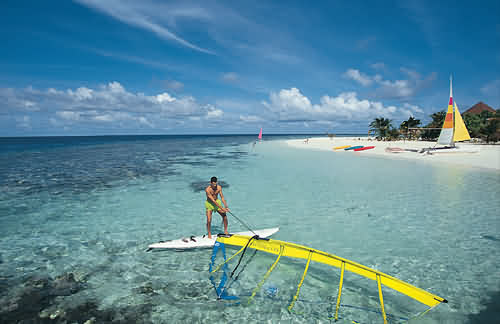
[
  {"left": 466, "top": 290, "right": 500, "bottom": 324},
  {"left": 0, "top": 272, "right": 154, "bottom": 324},
  {"left": 481, "top": 234, "right": 500, "bottom": 242}
]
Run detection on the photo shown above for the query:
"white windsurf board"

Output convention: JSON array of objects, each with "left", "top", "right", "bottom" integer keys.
[{"left": 147, "top": 227, "right": 279, "bottom": 250}]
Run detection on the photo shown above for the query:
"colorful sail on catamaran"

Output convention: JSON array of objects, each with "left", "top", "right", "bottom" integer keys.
[
  {"left": 258, "top": 127, "right": 263, "bottom": 140},
  {"left": 420, "top": 76, "right": 475, "bottom": 154},
  {"left": 209, "top": 233, "right": 448, "bottom": 323},
  {"left": 436, "top": 76, "right": 471, "bottom": 147}
]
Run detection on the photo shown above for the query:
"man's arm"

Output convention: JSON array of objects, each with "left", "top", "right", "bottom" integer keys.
[
  {"left": 206, "top": 188, "right": 224, "bottom": 209},
  {"left": 219, "top": 187, "right": 229, "bottom": 210}
]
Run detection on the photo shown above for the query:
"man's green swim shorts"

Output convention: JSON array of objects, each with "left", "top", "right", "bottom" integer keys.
[{"left": 205, "top": 199, "right": 222, "bottom": 211}]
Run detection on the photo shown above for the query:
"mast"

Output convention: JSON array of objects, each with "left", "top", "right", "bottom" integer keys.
[
  {"left": 437, "top": 75, "right": 455, "bottom": 146},
  {"left": 449, "top": 75, "right": 453, "bottom": 100},
  {"left": 451, "top": 75, "right": 455, "bottom": 140}
]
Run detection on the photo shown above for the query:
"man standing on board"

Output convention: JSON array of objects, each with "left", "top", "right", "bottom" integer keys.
[{"left": 205, "top": 176, "right": 229, "bottom": 239}]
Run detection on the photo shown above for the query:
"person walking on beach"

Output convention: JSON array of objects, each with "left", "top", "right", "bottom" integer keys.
[{"left": 205, "top": 176, "right": 230, "bottom": 239}]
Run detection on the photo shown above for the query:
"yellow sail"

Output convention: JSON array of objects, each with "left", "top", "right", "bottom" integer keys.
[
  {"left": 216, "top": 234, "right": 447, "bottom": 308},
  {"left": 453, "top": 102, "right": 471, "bottom": 142}
]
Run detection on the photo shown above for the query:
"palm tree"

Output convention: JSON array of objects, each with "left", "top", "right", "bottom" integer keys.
[
  {"left": 400, "top": 117, "right": 421, "bottom": 139},
  {"left": 387, "top": 128, "right": 401, "bottom": 141},
  {"left": 369, "top": 117, "right": 393, "bottom": 140},
  {"left": 428, "top": 111, "right": 446, "bottom": 128},
  {"left": 421, "top": 111, "right": 446, "bottom": 140}
]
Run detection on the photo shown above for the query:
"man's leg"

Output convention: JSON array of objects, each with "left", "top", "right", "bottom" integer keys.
[
  {"left": 218, "top": 211, "right": 228, "bottom": 235},
  {"left": 206, "top": 209, "right": 213, "bottom": 238}
]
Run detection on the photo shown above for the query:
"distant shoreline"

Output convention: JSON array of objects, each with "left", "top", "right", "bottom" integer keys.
[
  {"left": 286, "top": 137, "right": 500, "bottom": 172},
  {"left": 0, "top": 133, "right": 368, "bottom": 139}
]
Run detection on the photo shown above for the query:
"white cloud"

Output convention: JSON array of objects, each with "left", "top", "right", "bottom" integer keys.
[
  {"left": 1, "top": 82, "right": 224, "bottom": 130},
  {"left": 400, "top": 103, "right": 424, "bottom": 118},
  {"left": 344, "top": 67, "right": 436, "bottom": 99},
  {"left": 155, "top": 93, "right": 175, "bottom": 103},
  {"left": 268, "top": 87, "right": 313, "bottom": 112},
  {"left": 0, "top": 88, "right": 40, "bottom": 112},
  {"left": 376, "top": 79, "right": 414, "bottom": 97},
  {"left": 78, "top": 1, "right": 307, "bottom": 69},
  {"left": 67, "top": 87, "right": 94, "bottom": 100},
  {"left": 317, "top": 92, "right": 397, "bottom": 119},
  {"left": 1, "top": 81, "right": 429, "bottom": 134},
  {"left": 206, "top": 108, "right": 224, "bottom": 119},
  {"left": 138, "top": 116, "right": 154, "bottom": 128},
  {"left": 92, "top": 111, "right": 133, "bottom": 123},
  {"left": 22, "top": 100, "right": 39, "bottom": 111},
  {"left": 343, "top": 69, "right": 373, "bottom": 86},
  {"left": 93, "top": 114, "right": 114, "bottom": 122},
  {"left": 107, "top": 81, "right": 125, "bottom": 93},
  {"left": 75, "top": 0, "right": 214, "bottom": 54},
  {"left": 263, "top": 88, "right": 399, "bottom": 122},
  {"left": 403, "top": 103, "right": 424, "bottom": 114}
]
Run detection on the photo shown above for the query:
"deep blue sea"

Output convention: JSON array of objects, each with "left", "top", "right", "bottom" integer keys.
[{"left": 0, "top": 135, "right": 499, "bottom": 323}]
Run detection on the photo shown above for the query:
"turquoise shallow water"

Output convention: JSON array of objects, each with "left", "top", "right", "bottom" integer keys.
[{"left": 0, "top": 135, "right": 499, "bottom": 323}]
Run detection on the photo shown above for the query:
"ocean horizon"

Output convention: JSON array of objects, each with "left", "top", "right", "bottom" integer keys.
[{"left": 1, "top": 135, "right": 498, "bottom": 323}]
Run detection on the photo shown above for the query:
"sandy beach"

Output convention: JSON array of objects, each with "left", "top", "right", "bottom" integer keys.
[{"left": 287, "top": 137, "right": 500, "bottom": 171}]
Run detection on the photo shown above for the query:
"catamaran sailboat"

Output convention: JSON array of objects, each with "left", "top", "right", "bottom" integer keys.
[
  {"left": 422, "top": 76, "right": 476, "bottom": 154},
  {"left": 437, "top": 76, "right": 470, "bottom": 146}
]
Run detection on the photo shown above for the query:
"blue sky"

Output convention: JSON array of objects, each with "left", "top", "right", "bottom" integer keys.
[{"left": 1, "top": 0, "right": 499, "bottom": 136}]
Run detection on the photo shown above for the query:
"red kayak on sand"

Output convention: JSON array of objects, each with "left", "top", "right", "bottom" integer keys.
[{"left": 354, "top": 146, "right": 375, "bottom": 151}]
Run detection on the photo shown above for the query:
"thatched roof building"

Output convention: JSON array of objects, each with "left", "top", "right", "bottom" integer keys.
[{"left": 463, "top": 102, "right": 496, "bottom": 115}]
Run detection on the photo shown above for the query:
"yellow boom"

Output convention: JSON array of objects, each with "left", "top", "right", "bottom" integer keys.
[{"left": 215, "top": 234, "right": 447, "bottom": 320}]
